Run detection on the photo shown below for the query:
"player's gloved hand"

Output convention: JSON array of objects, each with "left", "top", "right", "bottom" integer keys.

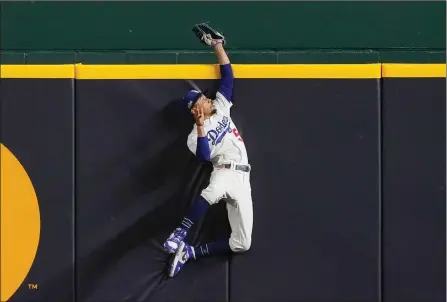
[
  {"left": 192, "top": 23, "right": 226, "bottom": 47},
  {"left": 191, "top": 107, "right": 205, "bottom": 126},
  {"left": 202, "top": 34, "right": 214, "bottom": 46},
  {"left": 203, "top": 36, "right": 223, "bottom": 47}
]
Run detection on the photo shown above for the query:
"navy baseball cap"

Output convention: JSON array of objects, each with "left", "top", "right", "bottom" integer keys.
[{"left": 183, "top": 90, "right": 202, "bottom": 110}]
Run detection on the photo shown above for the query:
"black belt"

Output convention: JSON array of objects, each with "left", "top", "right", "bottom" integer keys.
[{"left": 221, "top": 164, "right": 251, "bottom": 172}]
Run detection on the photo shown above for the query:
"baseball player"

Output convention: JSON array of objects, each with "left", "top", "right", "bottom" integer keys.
[{"left": 164, "top": 31, "right": 253, "bottom": 278}]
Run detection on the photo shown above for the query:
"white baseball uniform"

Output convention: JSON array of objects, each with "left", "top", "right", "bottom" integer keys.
[{"left": 187, "top": 91, "right": 253, "bottom": 252}]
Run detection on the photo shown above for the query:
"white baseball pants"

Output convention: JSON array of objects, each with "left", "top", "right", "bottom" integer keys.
[{"left": 200, "top": 167, "right": 253, "bottom": 252}]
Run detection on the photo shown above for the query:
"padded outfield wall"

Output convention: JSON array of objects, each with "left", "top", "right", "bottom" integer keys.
[{"left": 0, "top": 63, "right": 445, "bottom": 302}]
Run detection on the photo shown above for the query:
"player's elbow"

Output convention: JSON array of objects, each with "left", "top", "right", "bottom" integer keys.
[
  {"left": 218, "top": 64, "right": 234, "bottom": 101},
  {"left": 196, "top": 153, "right": 210, "bottom": 162},
  {"left": 220, "top": 64, "right": 234, "bottom": 80},
  {"left": 196, "top": 150, "right": 211, "bottom": 162},
  {"left": 230, "top": 237, "right": 251, "bottom": 253}
]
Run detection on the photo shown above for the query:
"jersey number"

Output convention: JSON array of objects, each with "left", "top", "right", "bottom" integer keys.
[{"left": 232, "top": 128, "right": 244, "bottom": 142}]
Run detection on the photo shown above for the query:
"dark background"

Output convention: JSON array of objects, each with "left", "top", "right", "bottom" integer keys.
[
  {"left": 1, "top": 79, "right": 75, "bottom": 302},
  {"left": 1, "top": 76, "right": 445, "bottom": 302}
]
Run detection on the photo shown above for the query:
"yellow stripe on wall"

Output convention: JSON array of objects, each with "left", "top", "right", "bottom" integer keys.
[
  {"left": 76, "top": 64, "right": 219, "bottom": 80},
  {"left": 1, "top": 64, "right": 75, "bottom": 79},
  {"left": 382, "top": 64, "right": 446, "bottom": 78},
  {"left": 75, "top": 63, "right": 381, "bottom": 79},
  {"left": 0, "top": 63, "right": 445, "bottom": 79}
]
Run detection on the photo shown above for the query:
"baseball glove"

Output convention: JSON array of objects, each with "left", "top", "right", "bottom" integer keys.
[{"left": 192, "top": 22, "right": 226, "bottom": 46}]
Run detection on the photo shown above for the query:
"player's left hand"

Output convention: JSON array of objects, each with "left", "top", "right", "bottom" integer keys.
[
  {"left": 192, "top": 23, "right": 226, "bottom": 47},
  {"left": 191, "top": 107, "right": 205, "bottom": 126}
]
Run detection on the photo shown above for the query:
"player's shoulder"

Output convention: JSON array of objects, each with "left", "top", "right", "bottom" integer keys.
[
  {"left": 212, "top": 106, "right": 232, "bottom": 119},
  {"left": 214, "top": 92, "right": 233, "bottom": 112},
  {"left": 216, "top": 91, "right": 231, "bottom": 103}
]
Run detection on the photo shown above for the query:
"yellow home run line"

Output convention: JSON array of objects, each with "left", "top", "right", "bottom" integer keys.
[
  {"left": 382, "top": 64, "right": 446, "bottom": 78},
  {"left": 74, "top": 64, "right": 382, "bottom": 79},
  {"left": 1, "top": 64, "right": 75, "bottom": 79},
  {"left": 0, "top": 63, "right": 445, "bottom": 79}
]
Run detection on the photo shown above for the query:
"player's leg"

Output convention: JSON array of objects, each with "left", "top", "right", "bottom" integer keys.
[
  {"left": 168, "top": 239, "right": 231, "bottom": 277},
  {"left": 181, "top": 192, "right": 254, "bottom": 259},
  {"left": 185, "top": 173, "right": 253, "bottom": 257},
  {"left": 169, "top": 193, "right": 253, "bottom": 278},
  {"left": 226, "top": 191, "right": 253, "bottom": 253},
  {"left": 193, "top": 239, "right": 231, "bottom": 258},
  {"left": 183, "top": 192, "right": 254, "bottom": 259},
  {"left": 168, "top": 170, "right": 231, "bottom": 277},
  {"left": 164, "top": 170, "right": 227, "bottom": 254},
  {"left": 163, "top": 195, "right": 211, "bottom": 254}
]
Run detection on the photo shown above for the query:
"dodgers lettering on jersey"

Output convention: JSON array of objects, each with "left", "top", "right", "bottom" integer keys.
[
  {"left": 207, "top": 116, "right": 231, "bottom": 146},
  {"left": 187, "top": 92, "right": 248, "bottom": 165}
]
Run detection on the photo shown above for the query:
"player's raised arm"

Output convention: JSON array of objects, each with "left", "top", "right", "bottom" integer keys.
[
  {"left": 213, "top": 42, "right": 234, "bottom": 102},
  {"left": 192, "top": 23, "right": 234, "bottom": 103}
]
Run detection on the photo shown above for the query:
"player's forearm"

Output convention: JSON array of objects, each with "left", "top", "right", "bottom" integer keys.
[
  {"left": 195, "top": 125, "right": 210, "bottom": 162},
  {"left": 214, "top": 43, "right": 230, "bottom": 65},
  {"left": 215, "top": 43, "right": 234, "bottom": 101},
  {"left": 197, "top": 124, "right": 206, "bottom": 137}
]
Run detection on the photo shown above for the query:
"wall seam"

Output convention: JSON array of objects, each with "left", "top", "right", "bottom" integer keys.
[
  {"left": 72, "top": 63, "right": 77, "bottom": 302},
  {"left": 378, "top": 62, "right": 384, "bottom": 302}
]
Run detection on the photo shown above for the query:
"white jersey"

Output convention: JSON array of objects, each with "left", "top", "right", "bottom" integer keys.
[{"left": 187, "top": 91, "right": 248, "bottom": 165}]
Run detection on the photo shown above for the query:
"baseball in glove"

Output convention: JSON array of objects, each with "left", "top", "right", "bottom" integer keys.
[{"left": 192, "top": 22, "right": 226, "bottom": 46}]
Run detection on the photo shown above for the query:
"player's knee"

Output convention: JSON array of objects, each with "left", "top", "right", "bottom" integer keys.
[
  {"left": 198, "top": 194, "right": 213, "bottom": 206},
  {"left": 229, "top": 237, "right": 251, "bottom": 253},
  {"left": 200, "top": 186, "right": 224, "bottom": 206}
]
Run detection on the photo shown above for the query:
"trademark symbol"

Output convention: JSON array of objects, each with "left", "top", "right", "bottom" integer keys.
[{"left": 28, "top": 284, "right": 38, "bottom": 290}]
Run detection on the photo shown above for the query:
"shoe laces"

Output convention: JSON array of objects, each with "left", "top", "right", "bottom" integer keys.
[{"left": 179, "top": 244, "right": 194, "bottom": 263}]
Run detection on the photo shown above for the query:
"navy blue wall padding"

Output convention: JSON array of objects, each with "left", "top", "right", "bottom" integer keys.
[{"left": 1, "top": 77, "right": 444, "bottom": 302}]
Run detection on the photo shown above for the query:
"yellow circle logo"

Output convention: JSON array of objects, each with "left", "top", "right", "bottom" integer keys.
[{"left": 1, "top": 143, "right": 41, "bottom": 301}]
